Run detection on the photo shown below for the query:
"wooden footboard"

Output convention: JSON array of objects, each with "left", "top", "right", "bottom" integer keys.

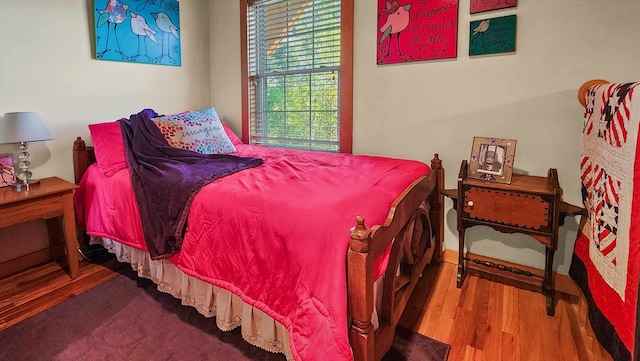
[
  {"left": 72, "top": 137, "right": 444, "bottom": 360},
  {"left": 348, "top": 154, "right": 444, "bottom": 361}
]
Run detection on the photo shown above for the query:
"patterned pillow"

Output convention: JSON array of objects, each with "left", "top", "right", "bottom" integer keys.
[{"left": 152, "top": 107, "right": 236, "bottom": 154}]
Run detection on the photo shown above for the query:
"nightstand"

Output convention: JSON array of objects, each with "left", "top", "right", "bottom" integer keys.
[
  {"left": 0, "top": 177, "right": 79, "bottom": 278},
  {"left": 442, "top": 161, "right": 585, "bottom": 316}
]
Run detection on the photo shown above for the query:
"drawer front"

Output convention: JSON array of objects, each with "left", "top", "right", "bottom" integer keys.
[
  {"left": 0, "top": 195, "right": 64, "bottom": 228},
  {"left": 462, "top": 186, "right": 554, "bottom": 232}
]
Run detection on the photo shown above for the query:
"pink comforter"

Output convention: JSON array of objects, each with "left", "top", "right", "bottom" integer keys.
[{"left": 76, "top": 144, "right": 430, "bottom": 361}]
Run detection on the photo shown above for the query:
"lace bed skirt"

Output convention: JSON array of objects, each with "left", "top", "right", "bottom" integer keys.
[{"left": 93, "top": 237, "right": 294, "bottom": 360}]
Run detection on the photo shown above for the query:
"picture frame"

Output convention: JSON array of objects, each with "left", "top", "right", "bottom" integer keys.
[
  {"left": 0, "top": 153, "right": 16, "bottom": 188},
  {"left": 468, "top": 137, "right": 517, "bottom": 184},
  {"left": 470, "top": 0, "right": 517, "bottom": 14},
  {"left": 94, "top": 0, "right": 181, "bottom": 66},
  {"left": 469, "top": 14, "right": 517, "bottom": 56},
  {"left": 376, "top": 0, "right": 459, "bottom": 65}
]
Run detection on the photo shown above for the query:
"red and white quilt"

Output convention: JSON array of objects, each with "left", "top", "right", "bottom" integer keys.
[{"left": 572, "top": 82, "right": 640, "bottom": 361}]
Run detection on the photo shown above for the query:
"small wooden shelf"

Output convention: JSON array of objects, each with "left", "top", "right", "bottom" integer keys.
[{"left": 442, "top": 161, "right": 585, "bottom": 316}]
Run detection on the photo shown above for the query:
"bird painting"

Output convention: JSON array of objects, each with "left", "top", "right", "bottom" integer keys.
[
  {"left": 130, "top": 12, "right": 157, "bottom": 61},
  {"left": 471, "top": 0, "right": 517, "bottom": 14},
  {"left": 151, "top": 12, "right": 180, "bottom": 64},
  {"left": 93, "top": 0, "right": 181, "bottom": 66},
  {"left": 378, "top": 1, "right": 412, "bottom": 64},
  {"left": 469, "top": 14, "right": 516, "bottom": 55},
  {"left": 471, "top": 20, "right": 490, "bottom": 53},
  {"left": 96, "top": 0, "right": 130, "bottom": 59}
]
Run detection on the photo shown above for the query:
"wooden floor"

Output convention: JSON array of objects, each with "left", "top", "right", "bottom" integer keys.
[
  {"left": 399, "top": 262, "right": 614, "bottom": 361},
  {"left": 0, "top": 258, "right": 614, "bottom": 361},
  {"left": 0, "top": 257, "right": 124, "bottom": 332}
]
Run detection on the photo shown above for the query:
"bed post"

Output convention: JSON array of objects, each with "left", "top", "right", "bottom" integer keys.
[
  {"left": 430, "top": 154, "right": 445, "bottom": 262},
  {"left": 73, "top": 137, "right": 95, "bottom": 185},
  {"left": 72, "top": 136, "right": 101, "bottom": 260},
  {"left": 73, "top": 137, "right": 88, "bottom": 185},
  {"left": 348, "top": 217, "right": 375, "bottom": 361}
]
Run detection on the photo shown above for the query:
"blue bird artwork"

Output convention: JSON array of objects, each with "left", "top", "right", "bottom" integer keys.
[
  {"left": 151, "top": 12, "right": 180, "bottom": 65},
  {"left": 130, "top": 12, "right": 157, "bottom": 61},
  {"left": 96, "top": 0, "right": 130, "bottom": 59},
  {"left": 94, "top": 0, "right": 181, "bottom": 66}
]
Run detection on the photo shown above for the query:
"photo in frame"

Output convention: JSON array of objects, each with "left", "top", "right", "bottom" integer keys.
[
  {"left": 0, "top": 153, "right": 16, "bottom": 188},
  {"left": 470, "top": 0, "right": 517, "bottom": 14},
  {"left": 468, "top": 137, "right": 516, "bottom": 183}
]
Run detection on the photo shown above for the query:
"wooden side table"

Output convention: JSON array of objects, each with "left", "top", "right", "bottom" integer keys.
[
  {"left": 0, "top": 177, "right": 79, "bottom": 278},
  {"left": 442, "top": 161, "right": 585, "bottom": 316}
]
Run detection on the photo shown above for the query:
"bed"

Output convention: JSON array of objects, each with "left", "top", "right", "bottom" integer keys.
[
  {"left": 72, "top": 109, "right": 446, "bottom": 361},
  {"left": 572, "top": 80, "right": 640, "bottom": 361}
]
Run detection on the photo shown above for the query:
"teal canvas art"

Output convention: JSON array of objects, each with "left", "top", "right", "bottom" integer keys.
[
  {"left": 94, "top": 0, "right": 181, "bottom": 66},
  {"left": 469, "top": 14, "right": 516, "bottom": 56}
]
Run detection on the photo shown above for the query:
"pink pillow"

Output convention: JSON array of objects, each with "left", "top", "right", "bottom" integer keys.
[
  {"left": 88, "top": 121, "right": 127, "bottom": 176},
  {"left": 223, "top": 124, "right": 243, "bottom": 145}
]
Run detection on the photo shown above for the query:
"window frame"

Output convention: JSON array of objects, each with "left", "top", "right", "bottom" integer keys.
[{"left": 240, "top": 0, "right": 353, "bottom": 153}]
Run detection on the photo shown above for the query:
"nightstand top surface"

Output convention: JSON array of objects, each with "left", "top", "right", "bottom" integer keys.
[
  {"left": 464, "top": 173, "right": 556, "bottom": 194},
  {"left": 0, "top": 177, "right": 77, "bottom": 206}
]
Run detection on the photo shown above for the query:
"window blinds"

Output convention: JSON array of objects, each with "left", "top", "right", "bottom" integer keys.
[{"left": 247, "top": 0, "right": 341, "bottom": 151}]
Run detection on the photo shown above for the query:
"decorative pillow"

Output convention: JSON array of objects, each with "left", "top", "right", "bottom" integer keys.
[
  {"left": 88, "top": 121, "right": 127, "bottom": 177},
  {"left": 152, "top": 107, "right": 237, "bottom": 154},
  {"left": 223, "top": 124, "right": 243, "bottom": 145}
]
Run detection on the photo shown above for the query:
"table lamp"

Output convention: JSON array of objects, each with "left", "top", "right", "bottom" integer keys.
[{"left": 0, "top": 112, "right": 53, "bottom": 190}]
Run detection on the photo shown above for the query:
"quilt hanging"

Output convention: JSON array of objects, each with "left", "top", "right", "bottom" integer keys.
[{"left": 570, "top": 82, "right": 640, "bottom": 361}]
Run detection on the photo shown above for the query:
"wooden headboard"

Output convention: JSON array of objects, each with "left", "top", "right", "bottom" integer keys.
[{"left": 73, "top": 137, "right": 96, "bottom": 185}]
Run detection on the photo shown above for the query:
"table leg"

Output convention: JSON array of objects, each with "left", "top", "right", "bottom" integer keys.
[
  {"left": 62, "top": 193, "right": 79, "bottom": 279},
  {"left": 543, "top": 246, "right": 556, "bottom": 316},
  {"left": 46, "top": 218, "right": 65, "bottom": 261},
  {"left": 457, "top": 227, "right": 465, "bottom": 288}
]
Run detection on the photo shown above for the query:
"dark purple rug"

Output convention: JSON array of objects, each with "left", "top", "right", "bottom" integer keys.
[{"left": 0, "top": 269, "right": 449, "bottom": 361}]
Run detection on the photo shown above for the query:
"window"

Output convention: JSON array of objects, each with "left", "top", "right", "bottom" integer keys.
[{"left": 241, "top": 0, "right": 353, "bottom": 153}]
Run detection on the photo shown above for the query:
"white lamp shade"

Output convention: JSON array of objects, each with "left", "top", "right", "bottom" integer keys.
[{"left": 0, "top": 112, "right": 53, "bottom": 144}]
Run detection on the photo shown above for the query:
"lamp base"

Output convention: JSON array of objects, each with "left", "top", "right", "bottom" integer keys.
[{"left": 11, "top": 179, "right": 41, "bottom": 191}]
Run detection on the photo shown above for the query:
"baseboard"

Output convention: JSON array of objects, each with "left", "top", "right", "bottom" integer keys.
[
  {"left": 0, "top": 249, "right": 51, "bottom": 279},
  {"left": 441, "top": 249, "right": 580, "bottom": 297}
]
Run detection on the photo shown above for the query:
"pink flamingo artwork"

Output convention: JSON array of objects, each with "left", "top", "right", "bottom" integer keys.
[{"left": 378, "top": 1, "right": 412, "bottom": 64}]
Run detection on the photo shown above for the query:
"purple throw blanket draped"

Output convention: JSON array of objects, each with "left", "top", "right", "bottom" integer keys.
[{"left": 120, "top": 109, "right": 263, "bottom": 259}]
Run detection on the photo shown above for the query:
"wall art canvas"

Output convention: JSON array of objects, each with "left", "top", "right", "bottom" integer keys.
[
  {"left": 470, "top": 0, "right": 517, "bottom": 14},
  {"left": 468, "top": 137, "right": 516, "bottom": 184},
  {"left": 0, "top": 153, "right": 16, "bottom": 188},
  {"left": 469, "top": 14, "right": 516, "bottom": 56},
  {"left": 377, "top": 0, "right": 459, "bottom": 65},
  {"left": 94, "top": 0, "right": 181, "bottom": 66}
]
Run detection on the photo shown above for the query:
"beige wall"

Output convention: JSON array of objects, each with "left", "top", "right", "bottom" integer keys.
[
  {"left": 209, "top": 0, "right": 640, "bottom": 274},
  {"left": 0, "top": 0, "right": 211, "bottom": 263},
  {"left": 209, "top": 0, "right": 243, "bottom": 135}
]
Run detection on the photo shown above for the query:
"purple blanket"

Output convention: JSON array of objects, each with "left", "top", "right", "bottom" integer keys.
[{"left": 120, "top": 109, "right": 263, "bottom": 259}]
